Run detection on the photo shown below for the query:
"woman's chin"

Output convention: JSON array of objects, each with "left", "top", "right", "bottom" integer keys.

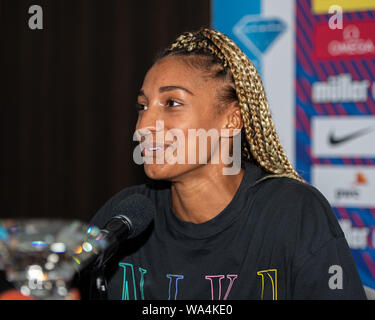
[
  {"left": 144, "top": 163, "right": 173, "bottom": 180},
  {"left": 143, "top": 162, "right": 195, "bottom": 181}
]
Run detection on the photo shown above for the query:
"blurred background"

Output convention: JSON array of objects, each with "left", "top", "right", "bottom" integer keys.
[
  {"left": 1, "top": 0, "right": 375, "bottom": 296},
  {"left": 1, "top": 0, "right": 210, "bottom": 222}
]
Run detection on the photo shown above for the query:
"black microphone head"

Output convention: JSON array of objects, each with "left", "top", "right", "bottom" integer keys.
[{"left": 111, "top": 194, "right": 155, "bottom": 239}]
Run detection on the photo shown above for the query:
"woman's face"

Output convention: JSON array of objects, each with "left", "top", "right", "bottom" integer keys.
[{"left": 135, "top": 55, "right": 238, "bottom": 181}]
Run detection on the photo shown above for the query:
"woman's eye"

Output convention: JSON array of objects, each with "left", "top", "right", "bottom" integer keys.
[
  {"left": 166, "top": 99, "right": 182, "bottom": 107},
  {"left": 135, "top": 102, "right": 148, "bottom": 111}
]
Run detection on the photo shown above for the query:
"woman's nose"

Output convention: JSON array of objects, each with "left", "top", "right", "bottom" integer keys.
[{"left": 135, "top": 107, "right": 164, "bottom": 141}]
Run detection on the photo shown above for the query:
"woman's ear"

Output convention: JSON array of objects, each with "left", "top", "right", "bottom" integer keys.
[{"left": 222, "top": 103, "right": 243, "bottom": 137}]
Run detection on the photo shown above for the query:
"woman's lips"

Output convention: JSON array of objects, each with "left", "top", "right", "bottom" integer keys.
[{"left": 141, "top": 143, "right": 173, "bottom": 157}]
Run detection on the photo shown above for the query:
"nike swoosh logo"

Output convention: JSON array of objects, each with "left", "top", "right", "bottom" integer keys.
[{"left": 328, "top": 126, "right": 375, "bottom": 145}]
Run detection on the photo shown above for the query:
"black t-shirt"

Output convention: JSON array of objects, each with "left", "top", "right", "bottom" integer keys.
[{"left": 88, "top": 162, "right": 367, "bottom": 300}]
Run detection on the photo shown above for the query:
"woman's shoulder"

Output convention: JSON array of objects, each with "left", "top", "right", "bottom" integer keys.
[
  {"left": 252, "top": 175, "right": 344, "bottom": 247},
  {"left": 243, "top": 162, "right": 327, "bottom": 206},
  {"left": 254, "top": 174, "right": 332, "bottom": 210}
]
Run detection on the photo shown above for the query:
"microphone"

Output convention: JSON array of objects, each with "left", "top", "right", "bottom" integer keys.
[
  {"left": 96, "top": 193, "right": 156, "bottom": 267},
  {"left": 88, "top": 194, "right": 155, "bottom": 299}
]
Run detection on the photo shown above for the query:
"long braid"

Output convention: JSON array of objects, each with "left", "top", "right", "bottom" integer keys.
[{"left": 162, "top": 28, "right": 304, "bottom": 183}]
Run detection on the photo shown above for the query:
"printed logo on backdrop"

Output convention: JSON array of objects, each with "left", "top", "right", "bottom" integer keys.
[
  {"left": 312, "top": 116, "right": 375, "bottom": 157},
  {"left": 311, "top": 165, "right": 375, "bottom": 208},
  {"left": 232, "top": 15, "right": 286, "bottom": 72},
  {"left": 311, "top": 74, "right": 371, "bottom": 104},
  {"left": 328, "top": 127, "right": 375, "bottom": 146},
  {"left": 314, "top": 21, "right": 375, "bottom": 60}
]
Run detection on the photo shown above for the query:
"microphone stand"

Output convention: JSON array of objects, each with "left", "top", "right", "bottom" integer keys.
[
  {"left": 87, "top": 216, "right": 132, "bottom": 300},
  {"left": 89, "top": 252, "right": 108, "bottom": 300},
  {"left": 88, "top": 230, "right": 121, "bottom": 300}
]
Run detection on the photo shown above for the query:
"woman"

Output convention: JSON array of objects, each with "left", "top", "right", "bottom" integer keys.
[{"left": 89, "top": 28, "right": 366, "bottom": 300}]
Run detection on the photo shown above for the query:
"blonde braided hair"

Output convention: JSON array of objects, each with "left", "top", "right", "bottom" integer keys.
[{"left": 160, "top": 28, "right": 304, "bottom": 183}]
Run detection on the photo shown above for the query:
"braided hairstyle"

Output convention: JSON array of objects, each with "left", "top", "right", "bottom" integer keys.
[{"left": 156, "top": 28, "right": 304, "bottom": 183}]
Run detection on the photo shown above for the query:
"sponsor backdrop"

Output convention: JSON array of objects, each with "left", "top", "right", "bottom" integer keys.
[
  {"left": 295, "top": 0, "right": 375, "bottom": 293},
  {"left": 213, "top": 0, "right": 375, "bottom": 293}
]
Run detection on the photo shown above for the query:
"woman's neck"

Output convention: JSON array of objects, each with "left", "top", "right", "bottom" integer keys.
[{"left": 170, "top": 165, "right": 245, "bottom": 224}]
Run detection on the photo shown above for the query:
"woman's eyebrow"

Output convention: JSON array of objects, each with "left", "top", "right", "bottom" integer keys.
[
  {"left": 138, "top": 85, "right": 194, "bottom": 98},
  {"left": 138, "top": 89, "right": 147, "bottom": 98},
  {"left": 159, "top": 85, "right": 194, "bottom": 95}
]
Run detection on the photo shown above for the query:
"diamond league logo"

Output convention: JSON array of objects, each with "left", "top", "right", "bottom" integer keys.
[{"left": 232, "top": 15, "right": 286, "bottom": 69}]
